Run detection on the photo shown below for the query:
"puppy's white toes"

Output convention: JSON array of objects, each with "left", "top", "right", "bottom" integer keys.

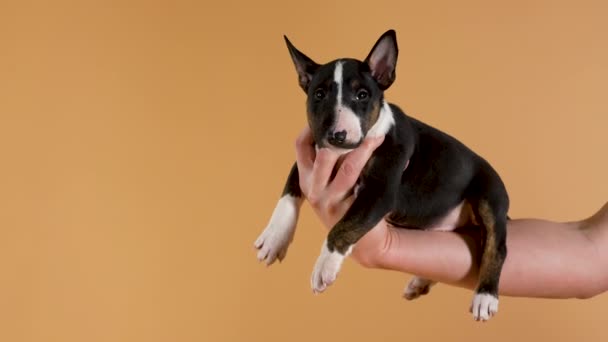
[
  {"left": 311, "top": 268, "right": 329, "bottom": 294},
  {"left": 311, "top": 258, "right": 338, "bottom": 293},
  {"left": 254, "top": 235, "right": 264, "bottom": 249},
  {"left": 277, "top": 247, "right": 288, "bottom": 262},
  {"left": 403, "top": 277, "right": 435, "bottom": 300},
  {"left": 265, "top": 250, "right": 279, "bottom": 266},
  {"left": 470, "top": 293, "right": 499, "bottom": 321},
  {"left": 311, "top": 241, "right": 348, "bottom": 294},
  {"left": 254, "top": 195, "right": 300, "bottom": 266},
  {"left": 254, "top": 223, "right": 294, "bottom": 265},
  {"left": 256, "top": 246, "right": 269, "bottom": 262},
  {"left": 255, "top": 233, "right": 284, "bottom": 265}
]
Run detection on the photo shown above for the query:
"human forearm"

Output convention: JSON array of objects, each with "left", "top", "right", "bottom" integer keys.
[
  {"left": 371, "top": 225, "right": 480, "bottom": 290},
  {"left": 292, "top": 127, "right": 608, "bottom": 300},
  {"left": 370, "top": 218, "right": 608, "bottom": 299}
]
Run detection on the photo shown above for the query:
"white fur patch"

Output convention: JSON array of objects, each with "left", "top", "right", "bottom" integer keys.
[
  {"left": 425, "top": 200, "right": 476, "bottom": 231},
  {"left": 367, "top": 101, "right": 396, "bottom": 138},
  {"left": 254, "top": 195, "right": 303, "bottom": 265},
  {"left": 403, "top": 277, "right": 436, "bottom": 300},
  {"left": 311, "top": 239, "right": 353, "bottom": 293},
  {"left": 332, "top": 61, "right": 363, "bottom": 145},
  {"left": 470, "top": 293, "right": 499, "bottom": 321},
  {"left": 334, "top": 106, "right": 363, "bottom": 144},
  {"left": 334, "top": 61, "right": 344, "bottom": 105}
]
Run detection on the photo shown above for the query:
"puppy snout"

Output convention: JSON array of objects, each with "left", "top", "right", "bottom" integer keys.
[{"left": 328, "top": 130, "right": 347, "bottom": 144}]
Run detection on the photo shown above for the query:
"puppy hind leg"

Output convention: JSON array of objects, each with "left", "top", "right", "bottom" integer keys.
[{"left": 470, "top": 198, "right": 507, "bottom": 321}]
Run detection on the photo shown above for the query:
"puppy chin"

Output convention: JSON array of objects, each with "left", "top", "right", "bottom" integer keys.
[
  {"left": 327, "top": 146, "right": 354, "bottom": 156},
  {"left": 326, "top": 139, "right": 363, "bottom": 155},
  {"left": 315, "top": 136, "right": 362, "bottom": 154}
]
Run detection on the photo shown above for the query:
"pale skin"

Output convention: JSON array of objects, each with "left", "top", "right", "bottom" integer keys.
[{"left": 295, "top": 127, "right": 608, "bottom": 299}]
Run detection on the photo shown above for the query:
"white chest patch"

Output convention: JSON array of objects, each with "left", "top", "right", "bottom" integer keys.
[{"left": 367, "top": 101, "right": 396, "bottom": 138}]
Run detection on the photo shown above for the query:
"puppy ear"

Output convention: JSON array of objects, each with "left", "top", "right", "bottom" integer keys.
[
  {"left": 284, "top": 36, "right": 319, "bottom": 92},
  {"left": 364, "top": 30, "right": 398, "bottom": 90}
]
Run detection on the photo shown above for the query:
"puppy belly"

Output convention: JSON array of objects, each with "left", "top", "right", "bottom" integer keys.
[{"left": 386, "top": 200, "right": 476, "bottom": 231}]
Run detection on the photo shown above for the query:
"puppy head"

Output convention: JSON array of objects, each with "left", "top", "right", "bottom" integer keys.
[{"left": 284, "top": 30, "right": 398, "bottom": 151}]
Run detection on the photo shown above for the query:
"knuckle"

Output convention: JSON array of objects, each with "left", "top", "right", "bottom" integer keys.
[
  {"left": 307, "top": 193, "right": 322, "bottom": 206},
  {"left": 340, "top": 160, "right": 356, "bottom": 178},
  {"left": 316, "top": 149, "right": 331, "bottom": 162},
  {"left": 295, "top": 134, "right": 305, "bottom": 149},
  {"left": 337, "top": 162, "right": 361, "bottom": 186},
  {"left": 295, "top": 130, "right": 311, "bottom": 151}
]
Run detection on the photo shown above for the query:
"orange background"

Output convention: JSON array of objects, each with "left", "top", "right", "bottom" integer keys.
[{"left": 1, "top": 1, "right": 607, "bottom": 341}]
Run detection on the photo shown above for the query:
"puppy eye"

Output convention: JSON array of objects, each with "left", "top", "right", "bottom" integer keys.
[
  {"left": 314, "top": 88, "right": 326, "bottom": 100},
  {"left": 356, "top": 88, "right": 369, "bottom": 100}
]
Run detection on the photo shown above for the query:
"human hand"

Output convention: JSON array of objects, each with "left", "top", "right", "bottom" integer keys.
[
  {"left": 293, "top": 128, "right": 608, "bottom": 300},
  {"left": 294, "top": 127, "right": 389, "bottom": 267}
]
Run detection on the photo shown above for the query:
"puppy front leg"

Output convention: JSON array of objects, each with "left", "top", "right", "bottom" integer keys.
[
  {"left": 255, "top": 163, "right": 303, "bottom": 265},
  {"left": 311, "top": 182, "right": 395, "bottom": 293}
]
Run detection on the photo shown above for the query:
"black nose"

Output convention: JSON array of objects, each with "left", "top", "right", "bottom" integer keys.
[{"left": 328, "top": 130, "right": 347, "bottom": 144}]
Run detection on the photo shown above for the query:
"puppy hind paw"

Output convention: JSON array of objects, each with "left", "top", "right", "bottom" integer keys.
[
  {"left": 403, "top": 277, "right": 435, "bottom": 300},
  {"left": 470, "top": 293, "right": 499, "bottom": 321}
]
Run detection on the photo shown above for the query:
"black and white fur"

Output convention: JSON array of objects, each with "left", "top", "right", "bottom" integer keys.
[{"left": 255, "top": 30, "right": 509, "bottom": 322}]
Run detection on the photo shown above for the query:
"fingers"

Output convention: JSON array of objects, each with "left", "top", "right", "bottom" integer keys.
[
  {"left": 294, "top": 127, "right": 385, "bottom": 208},
  {"left": 294, "top": 127, "right": 340, "bottom": 201},
  {"left": 309, "top": 148, "right": 339, "bottom": 202},
  {"left": 328, "top": 135, "right": 385, "bottom": 194},
  {"left": 295, "top": 127, "right": 315, "bottom": 174}
]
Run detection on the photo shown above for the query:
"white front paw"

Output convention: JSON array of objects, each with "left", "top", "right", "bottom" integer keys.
[
  {"left": 470, "top": 293, "right": 499, "bottom": 321},
  {"left": 254, "top": 223, "right": 294, "bottom": 265},
  {"left": 254, "top": 195, "right": 300, "bottom": 266},
  {"left": 310, "top": 241, "right": 350, "bottom": 294}
]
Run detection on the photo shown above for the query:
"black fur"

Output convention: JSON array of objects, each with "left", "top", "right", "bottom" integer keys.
[{"left": 282, "top": 30, "right": 509, "bottom": 308}]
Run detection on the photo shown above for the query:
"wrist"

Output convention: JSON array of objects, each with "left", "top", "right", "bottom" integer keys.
[{"left": 350, "top": 220, "right": 392, "bottom": 269}]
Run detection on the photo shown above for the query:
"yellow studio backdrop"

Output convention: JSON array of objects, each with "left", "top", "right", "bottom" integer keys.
[{"left": 1, "top": 1, "right": 607, "bottom": 341}]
